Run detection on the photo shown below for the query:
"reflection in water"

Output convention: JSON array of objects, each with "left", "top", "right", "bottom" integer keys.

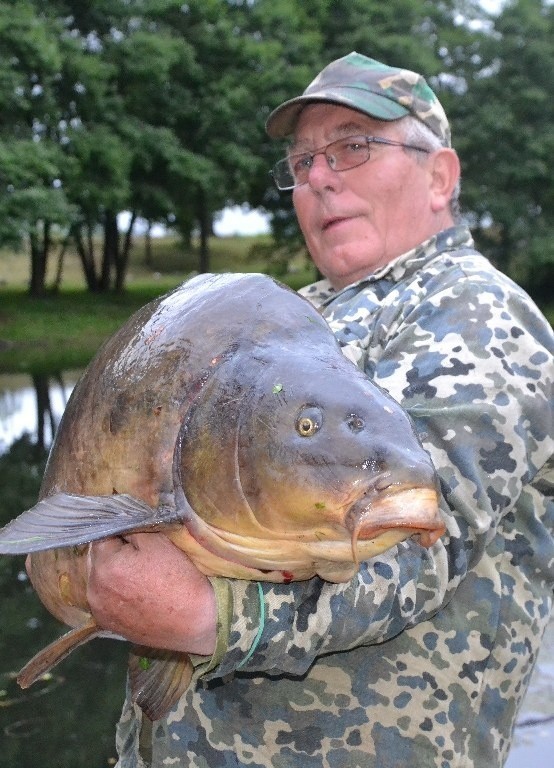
[
  {"left": 518, "top": 714, "right": 554, "bottom": 728},
  {"left": 0, "top": 372, "right": 126, "bottom": 768},
  {"left": 0, "top": 671, "right": 64, "bottom": 707},
  {"left": 506, "top": 616, "right": 554, "bottom": 767},
  {"left": 0, "top": 372, "right": 79, "bottom": 453},
  {"left": 4, "top": 717, "right": 47, "bottom": 738}
]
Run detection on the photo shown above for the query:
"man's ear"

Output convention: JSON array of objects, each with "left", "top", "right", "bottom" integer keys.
[{"left": 429, "top": 148, "right": 461, "bottom": 213}]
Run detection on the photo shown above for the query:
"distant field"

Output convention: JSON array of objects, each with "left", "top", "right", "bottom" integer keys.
[
  {"left": 0, "top": 234, "right": 551, "bottom": 375},
  {"left": 0, "top": 234, "right": 317, "bottom": 374},
  {"left": 0, "top": 233, "right": 313, "bottom": 290}
]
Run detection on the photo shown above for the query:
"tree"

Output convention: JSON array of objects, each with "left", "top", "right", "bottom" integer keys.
[
  {"left": 0, "top": 1, "right": 76, "bottom": 295},
  {"left": 1, "top": 0, "right": 551, "bottom": 296},
  {"left": 61, "top": 125, "right": 132, "bottom": 291},
  {"left": 134, "top": 0, "right": 313, "bottom": 272},
  {"left": 451, "top": 0, "right": 554, "bottom": 300}
]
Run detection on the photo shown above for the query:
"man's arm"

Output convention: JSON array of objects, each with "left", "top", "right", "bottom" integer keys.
[{"left": 87, "top": 532, "right": 217, "bottom": 656}]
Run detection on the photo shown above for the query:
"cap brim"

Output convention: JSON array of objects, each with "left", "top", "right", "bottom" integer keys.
[{"left": 266, "top": 88, "right": 410, "bottom": 138}]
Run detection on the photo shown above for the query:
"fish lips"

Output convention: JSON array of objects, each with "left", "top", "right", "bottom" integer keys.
[{"left": 344, "top": 477, "right": 444, "bottom": 559}]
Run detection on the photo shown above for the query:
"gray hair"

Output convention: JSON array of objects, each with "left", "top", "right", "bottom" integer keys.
[{"left": 399, "top": 116, "right": 461, "bottom": 221}]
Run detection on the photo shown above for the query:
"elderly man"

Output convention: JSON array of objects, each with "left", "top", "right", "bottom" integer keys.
[{"left": 89, "top": 53, "right": 554, "bottom": 768}]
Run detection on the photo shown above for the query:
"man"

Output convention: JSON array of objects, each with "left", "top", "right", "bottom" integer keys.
[{"left": 88, "top": 52, "right": 554, "bottom": 767}]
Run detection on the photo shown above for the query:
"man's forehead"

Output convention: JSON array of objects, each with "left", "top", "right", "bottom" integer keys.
[{"left": 290, "top": 106, "right": 396, "bottom": 150}]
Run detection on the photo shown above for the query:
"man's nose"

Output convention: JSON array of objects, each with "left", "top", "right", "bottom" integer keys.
[{"left": 307, "top": 152, "right": 339, "bottom": 189}]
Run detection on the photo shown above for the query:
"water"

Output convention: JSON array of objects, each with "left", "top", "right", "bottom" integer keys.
[
  {"left": 0, "top": 373, "right": 127, "bottom": 767},
  {"left": 0, "top": 373, "right": 552, "bottom": 766},
  {"left": 0, "top": 372, "right": 79, "bottom": 455}
]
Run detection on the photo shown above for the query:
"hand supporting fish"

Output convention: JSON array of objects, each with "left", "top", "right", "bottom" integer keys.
[{"left": 0, "top": 273, "right": 445, "bottom": 720}]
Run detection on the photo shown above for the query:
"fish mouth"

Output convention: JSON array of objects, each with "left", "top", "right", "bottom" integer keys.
[
  {"left": 344, "top": 482, "right": 444, "bottom": 563},
  {"left": 166, "top": 481, "right": 444, "bottom": 586}
]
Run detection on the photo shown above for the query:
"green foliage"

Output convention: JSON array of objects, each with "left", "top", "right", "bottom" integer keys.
[
  {"left": 451, "top": 0, "right": 554, "bottom": 299},
  {"left": 0, "top": 435, "right": 48, "bottom": 526},
  {"left": 0, "top": 139, "right": 74, "bottom": 245},
  {"left": 0, "top": 0, "right": 552, "bottom": 298},
  {"left": 63, "top": 126, "right": 133, "bottom": 217},
  {"left": 0, "top": 0, "right": 63, "bottom": 120}
]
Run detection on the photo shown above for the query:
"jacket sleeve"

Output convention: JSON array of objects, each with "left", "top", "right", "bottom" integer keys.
[{"left": 197, "top": 262, "right": 554, "bottom": 681}]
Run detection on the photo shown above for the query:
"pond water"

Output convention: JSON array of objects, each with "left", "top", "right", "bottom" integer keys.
[
  {"left": 0, "top": 373, "right": 552, "bottom": 767},
  {"left": 0, "top": 372, "right": 79, "bottom": 454},
  {"left": 0, "top": 372, "right": 128, "bottom": 768}
]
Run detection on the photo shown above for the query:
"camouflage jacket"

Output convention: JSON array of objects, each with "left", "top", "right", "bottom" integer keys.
[{"left": 116, "top": 225, "right": 554, "bottom": 768}]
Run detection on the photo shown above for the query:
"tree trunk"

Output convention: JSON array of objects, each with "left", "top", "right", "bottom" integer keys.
[
  {"left": 196, "top": 189, "right": 211, "bottom": 274},
  {"left": 116, "top": 210, "right": 136, "bottom": 292},
  {"left": 144, "top": 221, "right": 153, "bottom": 269},
  {"left": 32, "top": 374, "right": 55, "bottom": 452},
  {"left": 100, "top": 210, "right": 119, "bottom": 291},
  {"left": 51, "top": 231, "right": 72, "bottom": 292},
  {"left": 73, "top": 223, "right": 99, "bottom": 291},
  {"left": 28, "top": 221, "right": 50, "bottom": 297}
]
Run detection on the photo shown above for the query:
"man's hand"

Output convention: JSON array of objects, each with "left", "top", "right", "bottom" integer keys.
[{"left": 87, "top": 532, "right": 217, "bottom": 656}]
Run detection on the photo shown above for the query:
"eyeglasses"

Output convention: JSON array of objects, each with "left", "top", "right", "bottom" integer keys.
[{"left": 271, "top": 134, "right": 430, "bottom": 191}]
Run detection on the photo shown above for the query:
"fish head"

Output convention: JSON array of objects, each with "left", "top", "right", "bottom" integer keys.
[
  {"left": 178, "top": 342, "right": 444, "bottom": 569},
  {"left": 240, "top": 349, "right": 443, "bottom": 549}
]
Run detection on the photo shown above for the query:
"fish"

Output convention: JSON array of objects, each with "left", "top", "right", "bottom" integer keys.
[{"left": 0, "top": 272, "right": 445, "bottom": 720}]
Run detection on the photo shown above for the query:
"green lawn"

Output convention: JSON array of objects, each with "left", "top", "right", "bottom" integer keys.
[
  {"left": 0, "top": 235, "right": 551, "bottom": 375},
  {"left": 0, "top": 235, "right": 317, "bottom": 374}
]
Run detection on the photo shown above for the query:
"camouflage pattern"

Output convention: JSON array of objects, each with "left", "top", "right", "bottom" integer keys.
[
  {"left": 114, "top": 225, "right": 554, "bottom": 768},
  {"left": 266, "top": 51, "right": 451, "bottom": 146}
]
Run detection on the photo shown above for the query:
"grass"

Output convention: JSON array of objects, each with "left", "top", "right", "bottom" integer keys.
[
  {"left": 1, "top": 234, "right": 551, "bottom": 375},
  {"left": 0, "top": 288, "right": 164, "bottom": 373},
  {"left": 0, "top": 234, "right": 317, "bottom": 374}
]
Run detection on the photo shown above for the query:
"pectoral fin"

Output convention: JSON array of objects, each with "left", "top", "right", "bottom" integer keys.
[
  {"left": 17, "top": 618, "right": 102, "bottom": 688},
  {"left": 0, "top": 492, "right": 182, "bottom": 554},
  {"left": 128, "top": 646, "right": 194, "bottom": 721}
]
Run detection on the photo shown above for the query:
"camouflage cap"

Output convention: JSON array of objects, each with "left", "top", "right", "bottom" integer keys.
[{"left": 266, "top": 51, "right": 451, "bottom": 147}]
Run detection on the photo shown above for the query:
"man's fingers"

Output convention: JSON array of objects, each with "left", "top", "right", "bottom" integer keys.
[{"left": 87, "top": 536, "right": 128, "bottom": 577}]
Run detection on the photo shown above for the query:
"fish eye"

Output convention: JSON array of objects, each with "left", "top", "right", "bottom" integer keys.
[
  {"left": 295, "top": 406, "right": 322, "bottom": 437},
  {"left": 347, "top": 414, "right": 365, "bottom": 432}
]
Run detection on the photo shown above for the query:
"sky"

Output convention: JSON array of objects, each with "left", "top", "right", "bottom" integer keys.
[
  {"left": 213, "top": 205, "right": 271, "bottom": 237},
  {"left": 119, "top": 204, "right": 271, "bottom": 238}
]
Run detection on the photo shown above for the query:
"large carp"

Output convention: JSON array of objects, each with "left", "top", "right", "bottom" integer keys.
[{"left": 0, "top": 272, "right": 444, "bottom": 720}]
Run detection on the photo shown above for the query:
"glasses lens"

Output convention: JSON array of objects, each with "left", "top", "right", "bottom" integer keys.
[
  {"left": 273, "top": 158, "right": 295, "bottom": 190},
  {"left": 272, "top": 136, "right": 371, "bottom": 191},
  {"left": 329, "top": 136, "right": 370, "bottom": 171}
]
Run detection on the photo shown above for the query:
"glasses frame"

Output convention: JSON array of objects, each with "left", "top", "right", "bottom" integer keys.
[{"left": 271, "top": 134, "right": 430, "bottom": 191}]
